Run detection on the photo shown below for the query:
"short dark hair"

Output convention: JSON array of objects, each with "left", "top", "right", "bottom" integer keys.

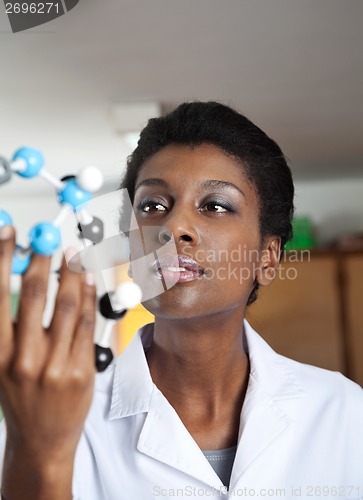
[{"left": 121, "top": 101, "right": 294, "bottom": 305}]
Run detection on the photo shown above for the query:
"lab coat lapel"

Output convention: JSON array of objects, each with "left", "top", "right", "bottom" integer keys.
[
  {"left": 109, "top": 326, "right": 222, "bottom": 489},
  {"left": 137, "top": 385, "right": 225, "bottom": 490},
  {"left": 229, "top": 376, "right": 294, "bottom": 490},
  {"left": 229, "top": 321, "right": 305, "bottom": 490}
]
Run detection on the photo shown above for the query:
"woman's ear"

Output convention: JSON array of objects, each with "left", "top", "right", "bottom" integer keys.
[{"left": 255, "top": 236, "right": 281, "bottom": 287}]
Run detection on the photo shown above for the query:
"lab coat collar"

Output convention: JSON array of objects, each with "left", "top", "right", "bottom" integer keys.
[
  {"left": 109, "top": 320, "right": 305, "bottom": 419},
  {"left": 109, "top": 320, "right": 306, "bottom": 490},
  {"left": 243, "top": 320, "right": 305, "bottom": 401},
  {"left": 109, "top": 323, "right": 155, "bottom": 419}
]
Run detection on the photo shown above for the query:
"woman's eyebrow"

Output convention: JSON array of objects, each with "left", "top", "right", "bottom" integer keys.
[
  {"left": 201, "top": 179, "right": 245, "bottom": 198},
  {"left": 134, "top": 178, "right": 245, "bottom": 198},
  {"left": 135, "top": 178, "right": 168, "bottom": 192}
]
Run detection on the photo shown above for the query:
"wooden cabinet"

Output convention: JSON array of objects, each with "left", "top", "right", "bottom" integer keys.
[
  {"left": 246, "top": 250, "right": 363, "bottom": 386},
  {"left": 342, "top": 253, "right": 363, "bottom": 386}
]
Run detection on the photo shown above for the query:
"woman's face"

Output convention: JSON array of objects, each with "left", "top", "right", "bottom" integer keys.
[{"left": 130, "top": 143, "right": 278, "bottom": 320}]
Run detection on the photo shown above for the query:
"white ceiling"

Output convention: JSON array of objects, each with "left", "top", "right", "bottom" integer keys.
[{"left": 0, "top": 0, "right": 362, "bottom": 180}]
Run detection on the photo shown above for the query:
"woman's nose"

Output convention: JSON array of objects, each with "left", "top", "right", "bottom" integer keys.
[{"left": 157, "top": 215, "right": 200, "bottom": 246}]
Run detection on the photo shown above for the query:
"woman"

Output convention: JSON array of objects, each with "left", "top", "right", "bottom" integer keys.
[{"left": 0, "top": 102, "right": 362, "bottom": 499}]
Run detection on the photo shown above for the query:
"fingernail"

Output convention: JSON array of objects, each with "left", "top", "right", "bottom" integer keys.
[
  {"left": 65, "top": 247, "right": 79, "bottom": 263},
  {"left": 0, "top": 225, "right": 13, "bottom": 240},
  {"left": 85, "top": 272, "right": 95, "bottom": 286}
]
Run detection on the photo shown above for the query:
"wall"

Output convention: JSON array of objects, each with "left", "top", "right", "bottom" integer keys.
[{"left": 294, "top": 176, "right": 363, "bottom": 245}]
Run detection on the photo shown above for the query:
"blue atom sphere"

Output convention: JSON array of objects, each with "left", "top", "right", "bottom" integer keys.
[
  {"left": 58, "top": 179, "right": 92, "bottom": 209},
  {"left": 0, "top": 210, "right": 13, "bottom": 227},
  {"left": 29, "top": 222, "right": 61, "bottom": 256},
  {"left": 13, "top": 147, "right": 44, "bottom": 178},
  {"left": 12, "top": 246, "right": 31, "bottom": 275}
]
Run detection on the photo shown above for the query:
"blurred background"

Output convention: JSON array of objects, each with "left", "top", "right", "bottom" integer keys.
[{"left": 0, "top": 0, "right": 362, "bottom": 397}]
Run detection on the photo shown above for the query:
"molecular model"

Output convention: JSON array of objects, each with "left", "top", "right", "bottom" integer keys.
[{"left": 0, "top": 147, "right": 142, "bottom": 372}]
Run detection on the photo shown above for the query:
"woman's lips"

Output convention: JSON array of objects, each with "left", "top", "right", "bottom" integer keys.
[{"left": 152, "top": 255, "right": 205, "bottom": 283}]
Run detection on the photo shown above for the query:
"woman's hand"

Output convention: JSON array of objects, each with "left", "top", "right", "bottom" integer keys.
[{"left": 0, "top": 225, "right": 97, "bottom": 498}]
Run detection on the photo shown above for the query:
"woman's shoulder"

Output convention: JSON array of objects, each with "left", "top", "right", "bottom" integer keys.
[
  {"left": 280, "top": 351, "right": 363, "bottom": 403},
  {"left": 244, "top": 320, "right": 363, "bottom": 413}
]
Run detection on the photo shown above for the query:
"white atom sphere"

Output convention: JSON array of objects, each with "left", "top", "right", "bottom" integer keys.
[
  {"left": 77, "top": 166, "right": 104, "bottom": 192},
  {"left": 114, "top": 282, "right": 142, "bottom": 310}
]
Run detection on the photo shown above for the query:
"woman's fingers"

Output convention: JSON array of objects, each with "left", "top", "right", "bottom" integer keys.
[
  {"left": 70, "top": 274, "right": 97, "bottom": 369},
  {"left": 44, "top": 269, "right": 96, "bottom": 395},
  {"left": 46, "top": 252, "right": 83, "bottom": 370},
  {"left": 1, "top": 236, "right": 97, "bottom": 382},
  {"left": 0, "top": 242, "right": 97, "bottom": 469},
  {"left": 14, "top": 252, "right": 52, "bottom": 374},
  {"left": 0, "top": 225, "right": 16, "bottom": 367}
]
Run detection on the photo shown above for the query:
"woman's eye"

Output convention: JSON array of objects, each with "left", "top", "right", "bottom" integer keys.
[
  {"left": 137, "top": 200, "right": 167, "bottom": 213},
  {"left": 200, "top": 202, "right": 231, "bottom": 213}
]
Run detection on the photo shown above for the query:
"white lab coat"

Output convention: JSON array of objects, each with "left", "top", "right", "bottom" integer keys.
[{"left": 1, "top": 320, "right": 362, "bottom": 499}]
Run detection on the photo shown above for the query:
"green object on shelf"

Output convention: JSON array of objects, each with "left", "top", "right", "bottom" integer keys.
[{"left": 285, "top": 216, "right": 316, "bottom": 250}]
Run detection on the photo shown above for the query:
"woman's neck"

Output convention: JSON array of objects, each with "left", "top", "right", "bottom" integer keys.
[{"left": 146, "top": 311, "right": 250, "bottom": 419}]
